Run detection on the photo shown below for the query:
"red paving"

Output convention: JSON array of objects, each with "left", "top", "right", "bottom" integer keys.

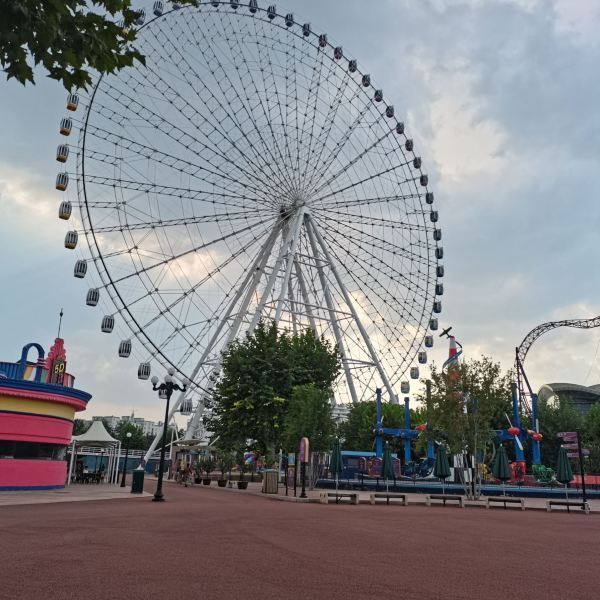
[{"left": 1, "top": 481, "right": 599, "bottom": 600}]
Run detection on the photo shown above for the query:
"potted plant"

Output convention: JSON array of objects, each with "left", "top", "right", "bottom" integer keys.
[
  {"left": 203, "top": 456, "right": 215, "bottom": 485},
  {"left": 218, "top": 454, "right": 233, "bottom": 487},
  {"left": 237, "top": 452, "right": 249, "bottom": 489}
]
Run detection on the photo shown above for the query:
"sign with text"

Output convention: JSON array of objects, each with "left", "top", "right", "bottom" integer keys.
[
  {"left": 566, "top": 449, "right": 590, "bottom": 459},
  {"left": 557, "top": 432, "right": 577, "bottom": 442}
]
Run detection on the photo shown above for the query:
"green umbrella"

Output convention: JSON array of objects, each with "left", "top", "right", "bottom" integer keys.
[
  {"left": 330, "top": 437, "right": 343, "bottom": 500},
  {"left": 434, "top": 444, "right": 451, "bottom": 495},
  {"left": 381, "top": 443, "right": 394, "bottom": 495},
  {"left": 556, "top": 446, "right": 573, "bottom": 507},
  {"left": 492, "top": 445, "right": 511, "bottom": 498}
]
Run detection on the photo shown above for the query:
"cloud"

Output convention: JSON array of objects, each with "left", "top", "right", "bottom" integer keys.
[{"left": 0, "top": 163, "right": 57, "bottom": 219}]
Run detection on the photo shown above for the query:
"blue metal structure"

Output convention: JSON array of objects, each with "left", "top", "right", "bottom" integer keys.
[{"left": 373, "top": 388, "right": 425, "bottom": 458}]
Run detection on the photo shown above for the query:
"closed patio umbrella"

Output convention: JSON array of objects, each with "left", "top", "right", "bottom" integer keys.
[
  {"left": 381, "top": 442, "right": 394, "bottom": 495},
  {"left": 556, "top": 446, "right": 573, "bottom": 509},
  {"left": 492, "top": 445, "right": 511, "bottom": 504},
  {"left": 330, "top": 437, "right": 343, "bottom": 501},
  {"left": 434, "top": 444, "right": 451, "bottom": 496}
]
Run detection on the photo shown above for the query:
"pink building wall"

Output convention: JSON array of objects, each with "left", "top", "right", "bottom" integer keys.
[{"left": 0, "top": 459, "right": 67, "bottom": 490}]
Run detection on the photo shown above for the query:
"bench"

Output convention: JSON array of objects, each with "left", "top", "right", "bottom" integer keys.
[
  {"left": 485, "top": 496, "right": 525, "bottom": 510},
  {"left": 369, "top": 492, "right": 407, "bottom": 506},
  {"left": 319, "top": 491, "right": 359, "bottom": 505},
  {"left": 546, "top": 500, "right": 591, "bottom": 514},
  {"left": 425, "top": 494, "right": 464, "bottom": 507}
]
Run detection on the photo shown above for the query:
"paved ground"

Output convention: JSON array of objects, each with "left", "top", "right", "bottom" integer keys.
[
  {"left": 1, "top": 480, "right": 598, "bottom": 600},
  {"left": 0, "top": 484, "right": 150, "bottom": 507}
]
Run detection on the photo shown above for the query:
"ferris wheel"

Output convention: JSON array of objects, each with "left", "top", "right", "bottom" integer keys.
[{"left": 55, "top": 0, "right": 444, "bottom": 445}]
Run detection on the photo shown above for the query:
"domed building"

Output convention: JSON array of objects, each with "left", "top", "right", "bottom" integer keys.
[
  {"left": 0, "top": 339, "right": 92, "bottom": 490},
  {"left": 541, "top": 382, "right": 600, "bottom": 417}
]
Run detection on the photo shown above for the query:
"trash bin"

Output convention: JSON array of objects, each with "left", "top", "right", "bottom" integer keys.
[
  {"left": 262, "top": 469, "right": 278, "bottom": 494},
  {"left": 131, "top": 467, "right": 145, "bottom": 494}
]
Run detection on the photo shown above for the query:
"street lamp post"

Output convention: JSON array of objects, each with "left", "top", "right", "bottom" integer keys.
[
  {"left": 120, "top": 432, "right": 133, "bottom": 488},
  {"left": 150, "top": 369, "right": 188, "bottom": 502}
]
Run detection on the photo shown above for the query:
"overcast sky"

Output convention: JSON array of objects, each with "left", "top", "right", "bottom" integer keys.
[{"left": 1, "top": 0, "right": 599, "bottom": 423}]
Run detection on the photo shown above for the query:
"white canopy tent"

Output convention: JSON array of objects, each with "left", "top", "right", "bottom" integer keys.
[{"left": 67, "top": 421, "right": 121, "bottom": 485}]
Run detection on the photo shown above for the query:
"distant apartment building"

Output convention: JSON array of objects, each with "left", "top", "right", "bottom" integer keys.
[{"left": 92, "top": 415, "right": 164, "bottom": 437}]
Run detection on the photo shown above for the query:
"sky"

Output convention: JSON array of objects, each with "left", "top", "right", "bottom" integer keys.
[{"left": 1, "top": 0, "right": 599, "bottom": 423}]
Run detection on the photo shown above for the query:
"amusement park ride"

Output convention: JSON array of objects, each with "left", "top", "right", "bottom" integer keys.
[
  {"left": 372, "top": 314, "right": 600, "bottom": 481},
  {"left": 373, "top": 328, "right": 544, "bottom": 469}
]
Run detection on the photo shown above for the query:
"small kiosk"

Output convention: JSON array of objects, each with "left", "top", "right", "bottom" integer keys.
[{"left": 0, "top": 339, "right": 92, "bottom": 490}]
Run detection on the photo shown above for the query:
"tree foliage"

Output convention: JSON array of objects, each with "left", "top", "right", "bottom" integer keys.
[
  {"left": 72, "top": 418, "right": 89, "bottom": 436},
  {"left": 537, "top": 394, "right": 583, "bottom": 469},
  {"left": 0, "top": 0, "right": 156, "bottom": 88},
  {"left": 583, "top": 403, "right": 600, "bottom": 473},
  {"left": 338, "top": 401, "right": 406, "bottom": 453},
  {"left": 415, "top": 356, "right": 513, "bottom": 459},
  {"left": 207, "top": 321, "right": 340, "bottom": 456},
  {"left": 281, "top": 384, "right": 335, "bottom": 452},
  {"left": 114, "top": 421, "right": 148, "bottom": 449}
]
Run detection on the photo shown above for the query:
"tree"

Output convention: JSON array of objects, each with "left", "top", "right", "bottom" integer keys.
[
  {"left": 538, "top": 395, "right": 582, "bottom": 469},
  {"left": 207, "top": 321, "right": 340, "bottom": 456},
  {"left": 414, "top": 356, "right": 513, "bottom": 461},
  {"left": 338, "top": 401, "right": 406, "bottom": 454},
  {"left": 101, "top": 418, "right": 117, "bottom": 438},
  {"left": 1, "top": 1, "right": 196, "bottom": 89},
  {"left": 281, "top": 384, "right": 335, "bottom": 452},
  {"left": 114, "top": 421, "right": 147, "bottom": 449},
  {"left": 583, "top": 404, "right": 600, "bottom": 473},
  {"left": 72, "top": 419, "right": 90, "bottom": 435}
]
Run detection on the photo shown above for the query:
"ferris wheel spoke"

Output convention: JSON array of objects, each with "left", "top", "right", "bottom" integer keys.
[
  {"left": 80, "top": 174, "right": 267, "bottom": 212},
  {"left": 74, "top": 207, "right": 264, "bottom": 234},
  {"left": 304, "top": 95, "right": 375, "bottom": 193},
  {"left": 316, "top": 222, "right": 432, "bottom": 326},
  {"left": 310, "top": 128, "right": 399, "bottom": 198},
  {"left": 137, "top": 226, "right": 274, "bottom": 332},
  {"left": 300, "top": 64, "right": 357, "bottom": 191},
  {"left": 305, "top": 215, "right": 397, "bottom": 400},
  {"left": 248, "top": 17, "right": 299, "bottom": 193},
  {"left": 95, "top": 80, "right": 276, "bottom": 207},
  {"left": 312, "top": 229, "right": 415, "bottom": 362},
  {"left": 84, "top": 123, "right": 275, "bottom": 208},
  {"left": 103, "top": 216, "right": 274, "bottom": 287},
  {"left": 316, "top": 192, "right": 423, "bottom": 211},
  {"left": 296, "top": 44, "right": 328, "bottom": 188},
  {"left": 84, "top": 126, "right": 273, "bottom": 210},
  {"left": 314, "top": 165, "right": 419, "bottom": 204},
  {"left": 142, "top": 22, "right": 285, "bottom": 201},
  {"left": 315, "top": 215, "right": 430, "bottom": 294},
  {"left": 313, "top": 207, "right": 431, "bottom": 232},
  {"left": 258, "top": 26, "right": 300, "bottom": 191},
  {"left": 193, "top": 14, "right": 295, "bottom": 197}
]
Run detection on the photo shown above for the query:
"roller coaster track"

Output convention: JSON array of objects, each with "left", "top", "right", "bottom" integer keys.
[{"left": 515, "top": 315, "right": 600, "bottom": 414}]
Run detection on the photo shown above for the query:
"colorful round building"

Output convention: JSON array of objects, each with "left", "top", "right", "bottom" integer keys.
[{"left": 0, "top": 339, "right": 92, "bottom": 490}]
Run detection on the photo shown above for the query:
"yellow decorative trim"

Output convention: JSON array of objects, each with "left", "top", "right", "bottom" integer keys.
[{"left": 0, "top": 395, "right": 75, "bottom": 421}]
